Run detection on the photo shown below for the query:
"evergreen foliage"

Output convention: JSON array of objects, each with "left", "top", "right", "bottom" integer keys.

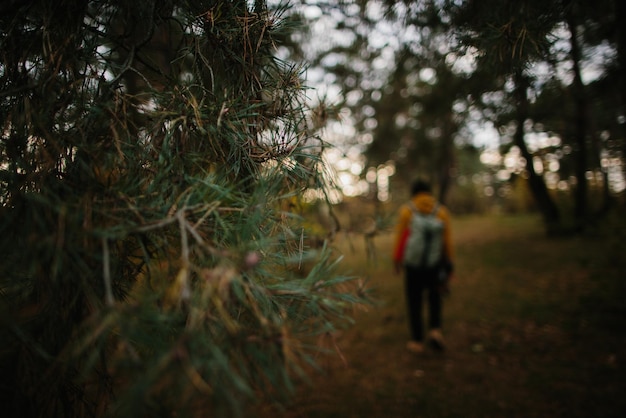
[{"left": 0, "top": 1, "right": 366, "bottom": 416}]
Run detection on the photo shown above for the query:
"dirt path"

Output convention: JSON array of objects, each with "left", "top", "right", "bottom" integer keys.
[{"left": 259, "top": 214, "right": 626, "bottom": 418}]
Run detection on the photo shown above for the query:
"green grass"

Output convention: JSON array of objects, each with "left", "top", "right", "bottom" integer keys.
[{"left": 256, "top": 213, "right": 626, "bottom": 418}]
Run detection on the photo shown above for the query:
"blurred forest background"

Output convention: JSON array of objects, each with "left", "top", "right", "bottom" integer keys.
[
  {"left": 286, "top": 0, "right": 625, "bottom": 236},
  {"left": 1, "top": 1, "right": 624, "bottom": 417}
]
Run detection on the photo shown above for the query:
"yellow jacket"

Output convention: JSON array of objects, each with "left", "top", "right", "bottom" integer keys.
[{"left": 393, "top": 192, "right": 454, "bottom": 266}]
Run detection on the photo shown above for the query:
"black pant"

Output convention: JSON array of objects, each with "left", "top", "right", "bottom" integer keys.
[{"left": 404, "top": 265, "right": 442, "bottom": 342}]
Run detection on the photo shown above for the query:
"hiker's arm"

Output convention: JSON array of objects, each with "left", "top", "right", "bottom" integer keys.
[{"left": 393, "top": 206, "right": 411, "bottom": 274}]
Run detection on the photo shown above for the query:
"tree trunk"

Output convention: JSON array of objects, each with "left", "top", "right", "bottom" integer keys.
[
  {"left": 513, "top": 71, "right": 561, "bottom": 231},
  {"left": 437, "top": 112, "right": 456, "bottom": 205},
  {"left": 564, "top": 1, "right": 590, "bottom": 224},
  {"left": 614, "top": 0, "right": 626, "bottom": 186}
]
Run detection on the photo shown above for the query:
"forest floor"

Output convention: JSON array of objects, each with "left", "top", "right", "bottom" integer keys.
[{"left": 256, "top": 213, "right": 626, "bottom": 418}]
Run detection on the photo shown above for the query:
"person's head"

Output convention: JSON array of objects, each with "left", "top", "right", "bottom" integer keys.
[{"left": 411, "top": 179, "right": 432, "bottom": 196}]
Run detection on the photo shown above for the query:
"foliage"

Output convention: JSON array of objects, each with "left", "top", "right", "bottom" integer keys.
[
  {"left": 446, "top": 0, "right": 626, "bottom": 229},
  {"left": 0, "top": 1, "right": 367, "bottom": 417},
  {"left": 450, "top": 0, "right": 561, "bottom": 73}
]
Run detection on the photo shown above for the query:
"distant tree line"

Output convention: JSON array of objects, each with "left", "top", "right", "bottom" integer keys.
[{"left": 293, "top": 0, "right": 625, "bottom": 232}]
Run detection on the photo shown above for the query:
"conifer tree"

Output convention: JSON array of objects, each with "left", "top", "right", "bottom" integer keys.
[
  {"left": 447, "top": 0, "right": 563, "bottom": 229},
  {"left": 0, "top": 1, "right": 365, "bottom": 417}
]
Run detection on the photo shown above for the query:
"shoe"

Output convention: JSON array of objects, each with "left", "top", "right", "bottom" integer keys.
[
  {"left": 428, "top": 329, "right": 445, "bottom": 351},
  {"left": 406, "top": 341, "right": 425, "bottom": 354}
]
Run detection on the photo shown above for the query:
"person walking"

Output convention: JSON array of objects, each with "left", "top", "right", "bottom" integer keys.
[{"left": 393, "top": 179, "right": 454, "bottom": 354}]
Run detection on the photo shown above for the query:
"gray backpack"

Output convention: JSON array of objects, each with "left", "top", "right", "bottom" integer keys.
[{"left": 403, "top": 203, "right": 443, "bottom": 268}]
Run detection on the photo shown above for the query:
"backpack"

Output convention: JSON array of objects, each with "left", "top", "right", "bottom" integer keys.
[{"left": 403, "top": 203, "right": 444, "bottom": 268}]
